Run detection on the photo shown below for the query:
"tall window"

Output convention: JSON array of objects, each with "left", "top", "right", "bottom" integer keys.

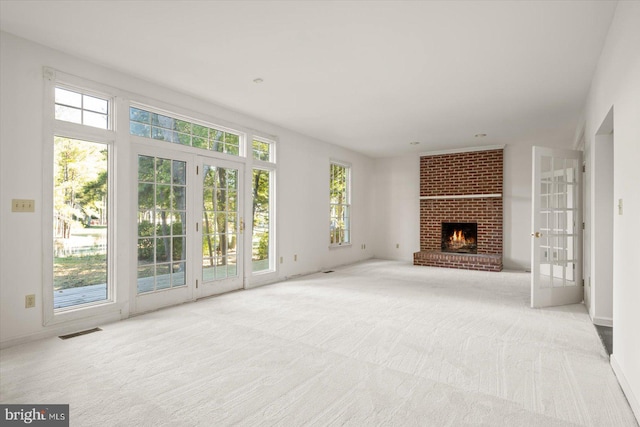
[
  {"left": 52, "top": 83, "right": 113, "bottom": 311},
  {"left": 54, "top": 137, "right": 109, "bottom": 309},
  {"left": 330, "top": 162, "right": 350, "bottom": 245},
  {"left": 252, "top": 138, "right": 275, "bottom": 273}
]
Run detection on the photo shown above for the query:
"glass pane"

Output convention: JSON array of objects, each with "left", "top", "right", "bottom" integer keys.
[
  {"left": 177, "top": 132, "right": 191, "bottom": 146},
  {"left": 53, "top": 137, "right": 108, "bottom": 309},
  {"left": 83, "top": 94, "right": 108, "bottom": 114},
  {"left": 172, "top": 237, "right": 185, "bottom": 262},
  {"left": 225, "top": 133, "right": 239, "bottom": 145},
  {"left": 131, "top": 122, "right": 151, "bottom": 138},
  {"left": 152, "top": 113, "right": 174, "bottom": 129},
  {"left": 138, "top": 238, "right": 154, "bottom": 265},
  {"left": 172, "top": 160, "right": 186, "bottom": 185},
  {"left": 203, "top": 265, "right": 215, "bottom": 282},
  {"left": 175, "top": 119, "right": 191, "bottom": 133},
  {"left": 193, "top": 136, "right": 208, "bottom": 149},
  {"left": 215, "top": 264, "right": 228, "bottom": 279},
  {"left": 55, "top": 105, "right": 81, "bottom": 124},
  {"left": 137, "top": 266, "right": 155, "bottom": 293},
  {"left": 83, "top": 111, "right": 108, "bottom": 129},
  {"left": 193, "top": 124, "right": 208, "bottom": 137},
  {"left": 138, "top": 211, "right": 153, "bottom": 236},
  {"left": 130, "top": 107, "right": 150, "bottom": 123},
  {"left": 211, "top": 129, "right": 224, "bottom": 142},
  {"left": 138, "top": 156, "right": 154, "bottom": 182},
  {"left": 156, "top": 264, "right": 171, "bottom": 289},
  {"left": 156, "top": 186, "right": 171, "bottom": 209},
  {"left": 173, "top": 262, "right": 186, "bottom": 287},
  {"left": 156, "top": 159, "right": 171, "bottom": 183},
  {"left": 173, "top": 187, "right": 186, "bottom": 210},
  {"left": 55, "top": 88, "right": 82, "bottom": 107},
  {"left": 155, "top": 237, "right": 170, "bottom": 262}
]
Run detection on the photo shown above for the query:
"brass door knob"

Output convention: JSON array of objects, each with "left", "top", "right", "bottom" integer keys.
[{"left": 531, "top": 232, "right": 542, "bottom": 238}]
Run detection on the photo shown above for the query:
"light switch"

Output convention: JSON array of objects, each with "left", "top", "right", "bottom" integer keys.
[
  {"left": 12, "top": 199, "right": 35, "bottom": 213},
  {"left": 618, "top": 198, "right": 623, "bottom": 215}
]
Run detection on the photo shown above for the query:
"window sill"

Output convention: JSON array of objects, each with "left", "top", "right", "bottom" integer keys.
[{"left": 329, "top": 243, "right": 352, "bottom": 249}]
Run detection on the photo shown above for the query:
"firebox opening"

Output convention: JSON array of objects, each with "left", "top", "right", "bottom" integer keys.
[{"left": 441, "top": 222, "right": 477, "bottom": 254}]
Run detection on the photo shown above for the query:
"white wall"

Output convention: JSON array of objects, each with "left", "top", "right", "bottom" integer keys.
[
  {"left": 373, "top": 143, "right": 538, "bottom": 271},
  {"left": 589, "top": 130, "right": 614, "bottom": 326},
  {"left": 0, "top": 32, "right": 374, "bottom": 346},
  {"left": 579, "top": 1, "right": 640, "bottom": 420},
  {"left": 372, "top": 155, "right": 420, "bottom": 261}
]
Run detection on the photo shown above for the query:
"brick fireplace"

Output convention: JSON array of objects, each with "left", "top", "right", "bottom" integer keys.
[{"left": 413, "top": 148, "right": 503, "bottom": 271}]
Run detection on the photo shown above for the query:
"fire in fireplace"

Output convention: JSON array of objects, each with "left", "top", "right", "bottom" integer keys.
[{"left": 442, "top": 222, "right": 477, "bottom": 254}]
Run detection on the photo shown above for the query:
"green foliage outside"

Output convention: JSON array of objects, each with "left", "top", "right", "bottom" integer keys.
[
  {"left": 54, "top": 137, "right": 109, "bottom": 290},
  {"left": 54, "top": 254, "right": 106, "bottom": 290}
]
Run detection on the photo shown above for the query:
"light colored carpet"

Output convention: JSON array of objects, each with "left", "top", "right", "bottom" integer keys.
[{"left": 1, "top": 260, "right": 637, "bottom": 426}]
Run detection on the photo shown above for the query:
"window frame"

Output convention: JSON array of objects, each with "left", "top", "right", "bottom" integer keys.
[
  {"left": 250, "top": 137, "right": 277, "bottom": 276},
  {"left": 129, "top": 102, "right": 246, "bottom": 158},
  {"left": 329, "top": 160, "right": 352, "bottom": 247},
  {"left": 43, "top": 69, "right": 119, "bottom": 326}
]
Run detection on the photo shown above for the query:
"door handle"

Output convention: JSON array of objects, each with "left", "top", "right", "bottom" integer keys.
[{"left": 531, "top": 232, "right": 542, "bottom": 238}]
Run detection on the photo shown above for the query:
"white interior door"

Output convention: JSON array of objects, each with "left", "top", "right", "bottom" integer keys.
[
  {"left": 531, "top": 146, "right": 583, "bottom": 308},
  {"left": 197, "top": 156, "right": 244, "bottom": 298}
]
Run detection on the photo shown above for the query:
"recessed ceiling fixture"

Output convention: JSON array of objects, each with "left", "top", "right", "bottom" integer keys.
[
  {"left": 474, "top": 133, "right": 487, "bottom": 138},
  {"left": 253, "top": 78, "right": 264, "bottom": 84},
  {"left": 409, "top": 141, "right": 420, "bottom": 145}
]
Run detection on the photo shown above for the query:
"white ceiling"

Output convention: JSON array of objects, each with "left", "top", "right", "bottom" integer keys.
[{"left": 0, "top": 1, "right": 617, "bottom": 157}]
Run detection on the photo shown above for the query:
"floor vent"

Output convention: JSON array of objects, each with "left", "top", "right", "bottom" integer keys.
[
  {"left": 59, "top": 327, "right": 102, "bottom": 340},
  {"left": 323, "top": 270, "right": 334, "bottom": 273}
]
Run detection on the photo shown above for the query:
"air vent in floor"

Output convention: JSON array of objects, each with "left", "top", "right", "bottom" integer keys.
[
  {"left": 323, "top": 270, "right": 334, "bottom": 273},
  {"left": 59, "top": 327, "right": 102, "bottom": 340}
]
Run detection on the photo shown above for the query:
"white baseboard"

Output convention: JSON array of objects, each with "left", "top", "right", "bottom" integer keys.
[
  {"left": 0, "top": 311, "right": 122, "bottom": 350},
  {"left": 593, "top": 316, "right": 613, "bottom": 327},
  {"left": 611, "top": 354, "right": 640, "bottom": 423}
]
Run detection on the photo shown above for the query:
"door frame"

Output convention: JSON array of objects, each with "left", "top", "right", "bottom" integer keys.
[
  {"left": 195, "top": 155, "right": 245, "bottom": 299},
  {"left": 130, "top": 143, "right": 197, "bottom": 314}
]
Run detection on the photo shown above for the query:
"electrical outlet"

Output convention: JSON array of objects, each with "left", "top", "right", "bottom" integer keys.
[
  {"left": 294, "top": 254, "right": 297, "bottom": 261},
  {"left": 12, "top": 199, "right": 35, "bottom": 213},
  {"left": 279, "top": 256, "right": 283, "bottom": 264},
  {"left": 25, "top": 294, "right": 36, "bottom": 308},
  {"left": 396, "top": 243, "right": 400, "bottom": 249}
]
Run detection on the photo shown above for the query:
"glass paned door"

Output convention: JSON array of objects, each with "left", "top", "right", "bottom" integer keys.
[
  {"left": 531, "top": 146, "right": 583, "bottom": 308},
  {"left": 135, "top": 150, "right": 193, "bottom": 313},
  {"left": 198, "top": 157, "right": 244, "bottom": 297}
]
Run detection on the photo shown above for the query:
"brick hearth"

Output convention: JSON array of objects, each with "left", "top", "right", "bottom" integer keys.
[{"left": 414, "top": 148, "right": 503, "bottom": 272}]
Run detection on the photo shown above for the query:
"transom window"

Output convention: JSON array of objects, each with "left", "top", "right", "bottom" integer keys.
[
  {"left": 55, "top": 87, "right": 110, "bottom": 129},
  {"left": 130, "top": 107, "right": 240, "bottom": 156},
  {"left": 330, "top": 162, "right": 351, "bottom": 246},
  {"left": 252, "top": 139, "right": 273, "bottom": 162}
]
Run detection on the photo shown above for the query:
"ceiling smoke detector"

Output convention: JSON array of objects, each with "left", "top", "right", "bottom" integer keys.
[{"left": 253, "top": 78, "right": 264, "bottom": 84}]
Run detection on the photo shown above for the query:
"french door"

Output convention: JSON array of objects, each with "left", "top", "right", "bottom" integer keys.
[
  {"left": 531, "top": 146, "right": 583, "bottom": 308},
  {"left": 133, "top": 147, "right": 243, "bottom": 313},
  {"left": 196, "top": 156, "right": 244, "bottom": 298}
]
